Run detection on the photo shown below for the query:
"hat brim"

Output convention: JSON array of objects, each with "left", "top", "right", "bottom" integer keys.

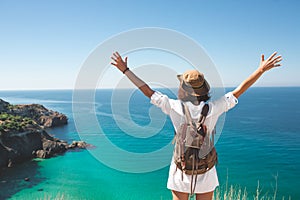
[
  {"left": 177, "top": 74, "right": 210, "bottom": 97},
  {"left": 177, "top": 74, "right": 183, "bottom": 82}
]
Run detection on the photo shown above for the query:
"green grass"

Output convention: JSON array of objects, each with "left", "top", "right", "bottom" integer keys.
[
  {"left": 213, "top": 182, "right": 291, "bottom": 200},
  {"left": 211, "top": 174, "right": 291, "bottom": 200}
]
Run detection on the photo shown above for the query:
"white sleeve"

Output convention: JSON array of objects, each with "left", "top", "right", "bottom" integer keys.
[
  {"left": 210, "top": 92, "right": 238, "bottom": 117},
  {"left": 150, "top": 91, "right": 172, "bottom": 115}
]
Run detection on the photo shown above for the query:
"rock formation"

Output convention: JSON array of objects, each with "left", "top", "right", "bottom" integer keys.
[{"left": 0, "top": 98, "right": 90, "bottom": 168}]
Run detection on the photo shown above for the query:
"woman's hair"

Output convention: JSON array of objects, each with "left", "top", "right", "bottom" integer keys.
[
  {"left": 196, "top": 94, "right": 211, "bottom": 102},
  {"left": 179, "top": 93, "right": 211, "bottom": 105}
]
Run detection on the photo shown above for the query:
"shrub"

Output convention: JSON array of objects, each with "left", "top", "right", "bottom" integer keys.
[{"left": 0, "top": 113, "right": 9, "bottom": 120}]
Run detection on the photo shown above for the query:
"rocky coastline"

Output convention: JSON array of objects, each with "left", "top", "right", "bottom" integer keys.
[{"left": 0, "top": 98, "right": 90, "bottom": 169}]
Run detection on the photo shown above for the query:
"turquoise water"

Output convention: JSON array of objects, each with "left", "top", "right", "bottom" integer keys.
[{"left": 0, "top": 88, "right": 299, "bottom": 199}]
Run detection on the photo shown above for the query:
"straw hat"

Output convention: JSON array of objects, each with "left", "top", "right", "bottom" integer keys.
[{"left": 177, "top": 69, "right": 210, "bottom": 97}]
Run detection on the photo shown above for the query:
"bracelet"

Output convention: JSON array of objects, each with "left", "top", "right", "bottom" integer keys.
[{"left": 122, "top": 68, "right": 129, "bottom": 74}]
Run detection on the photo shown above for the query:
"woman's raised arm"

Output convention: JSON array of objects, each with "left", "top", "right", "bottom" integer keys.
[
  {"left": 111, "top": 51, "right": 155, "bottom": 98},
  {"left": 232, "top": 52, "right": 282, "bottom": 98}
]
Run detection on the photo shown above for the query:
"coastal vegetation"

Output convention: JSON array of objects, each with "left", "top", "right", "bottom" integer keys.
[
  {"left": 0, "top": 113, "right": 34, "bottom": 133},
  {"left": 214, "top": 182, "right": 291, "bottom": 200}
]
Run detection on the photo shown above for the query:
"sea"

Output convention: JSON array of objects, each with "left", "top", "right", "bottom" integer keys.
[{"left": 0, "top": 87, "right": 299, "bottom": 200}]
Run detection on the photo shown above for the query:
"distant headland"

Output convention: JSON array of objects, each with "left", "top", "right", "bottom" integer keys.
[{"left": 0, "top": 98, "right": 90, "bottom": 169}]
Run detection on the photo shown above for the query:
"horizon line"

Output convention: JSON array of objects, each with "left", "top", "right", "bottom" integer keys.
[{"left": 0, "top": 85, "right": 300, "bottom": 91}]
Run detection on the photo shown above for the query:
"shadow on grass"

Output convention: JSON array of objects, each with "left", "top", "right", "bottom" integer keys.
[{"left": 0, "top": 159, "right": 45, "bottom": 199}]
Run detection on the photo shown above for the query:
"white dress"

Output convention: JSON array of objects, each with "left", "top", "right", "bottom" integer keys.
[{"left": 150, "top": 91, "right": 238, "bottom": 194}]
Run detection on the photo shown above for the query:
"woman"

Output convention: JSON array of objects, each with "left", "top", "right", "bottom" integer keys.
[{"left": 111, "top": 51, "right": 282, "bottom": 200}]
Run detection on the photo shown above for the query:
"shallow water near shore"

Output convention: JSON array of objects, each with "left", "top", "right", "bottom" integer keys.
[{"left": 0, "top": 88, "right": 299, "bottom": 199}]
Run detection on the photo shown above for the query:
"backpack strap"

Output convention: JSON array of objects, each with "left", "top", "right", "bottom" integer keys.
[
  {"left": 173, "top": 102, "right": 188, "bottom": 136},
  {"left": 173, "top": 102, "right": 186, "bottom": 143},
  {"left": 181, "top": 102, "right": 209, "bottom": 127},
  {"left": 181, "top": 102, "right": 195, "bottom": 127},
  {"left": 198, "top": 103, "right": 209, "bottom": 124},
  {"left": 179, "top": 102, "right": 188, "bottom": 172}
]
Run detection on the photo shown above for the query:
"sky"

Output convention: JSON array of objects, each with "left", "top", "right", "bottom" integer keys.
[{"left": 0, "top": 0, "right": 299, "bottom": 90}]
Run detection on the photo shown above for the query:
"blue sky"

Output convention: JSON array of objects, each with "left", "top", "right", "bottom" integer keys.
[{"left": 0, "top": 0, "right": 299, "bottom": 90}]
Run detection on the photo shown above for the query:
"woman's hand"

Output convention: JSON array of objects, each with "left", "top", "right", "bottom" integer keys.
[
  {"left": 110, "top": 51, "right": 155, "bottom": 98},
  {"left": 111, "top": 51, "right": 128, "bottom": 73},
  {"left": 259, "top": 52, "right": 282, "bottom": 73},
  {"left": 232, "top": 51, "right": 283, "bottom": 98}
]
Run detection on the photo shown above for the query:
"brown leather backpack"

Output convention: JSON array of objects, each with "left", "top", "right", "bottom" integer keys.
[{"left": 173, "top": 102, "right": 218, "bottom": 194}]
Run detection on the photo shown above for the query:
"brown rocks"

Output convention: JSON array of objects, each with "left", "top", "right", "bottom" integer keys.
[
  {"left": 0, "top": 129, "right": 43, "bottom": 168},
  {"left": 7, "top": 104, "right": 68, "bottom": 128},
  {"left": 0, "top": 99, "right": 9, "bottom": 112},
  {"left": 68, "top": 141, "right": 91, "bottom": 149},
  {"left": 39, "top": 115, "right": 68, "bottom": 127},
  {"left": 34, "top": 132, "right": 68, "bottom": 159},
  {"left": 0, "top": 99, "right": 68, "bottom": 128},
  {"left": 0, "top": 126, "right": 91, "bottom": 167},
  {"left": 0, "top": 98, "right": 90, "bottom": 169},
  {"left": 35, "top": 140, "right": 91, "bottom": 159}
]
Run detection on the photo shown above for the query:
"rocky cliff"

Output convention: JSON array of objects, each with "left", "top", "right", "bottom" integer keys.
[
  {"left": 0, "top": 99, "right": 68, "bottom": 128},
  {"left": 0, "top": 99, "right": 89, "bottom": 169}
]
